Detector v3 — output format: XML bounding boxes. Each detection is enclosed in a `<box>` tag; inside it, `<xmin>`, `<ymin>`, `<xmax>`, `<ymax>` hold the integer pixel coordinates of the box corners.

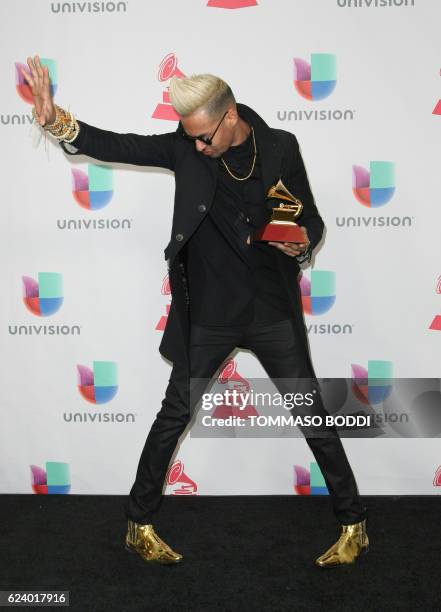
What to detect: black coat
<box><xmin>61</xmin><ymin>103</ymin><xmax>324</xmax><ymax>376</ymax></box>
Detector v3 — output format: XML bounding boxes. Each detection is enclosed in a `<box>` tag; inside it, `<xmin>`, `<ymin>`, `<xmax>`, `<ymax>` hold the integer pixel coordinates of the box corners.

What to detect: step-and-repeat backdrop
<box><xmin>1</xmin><ymin>0</ymin><xmax>440</xmax><ymax>498</ymax></box>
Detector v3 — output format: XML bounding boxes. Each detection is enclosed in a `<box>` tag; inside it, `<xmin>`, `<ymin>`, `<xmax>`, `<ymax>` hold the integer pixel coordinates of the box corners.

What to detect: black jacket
<box><xmin>60</xmin><ymin>102</ymin><xmax>324</xmax><ymax>375</ymax></box>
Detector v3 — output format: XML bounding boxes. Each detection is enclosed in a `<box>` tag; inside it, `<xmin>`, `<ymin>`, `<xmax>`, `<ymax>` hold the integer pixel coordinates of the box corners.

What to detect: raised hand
<box><xmin>20</xmin><ymin>55</ymin><xmax>56</xmax><ymax>126</ymax></box>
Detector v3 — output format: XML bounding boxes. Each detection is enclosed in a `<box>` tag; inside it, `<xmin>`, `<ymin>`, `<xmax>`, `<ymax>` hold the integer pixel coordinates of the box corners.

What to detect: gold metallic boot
<box><xmin>125</xmin><ymin>519</ymin><xmax>183</xmax><ymax>564</ymax></box>
<box><xmin>315</xmin><ymin>518</ymin><xmax>369</xmax><ymax>568</ymax></box>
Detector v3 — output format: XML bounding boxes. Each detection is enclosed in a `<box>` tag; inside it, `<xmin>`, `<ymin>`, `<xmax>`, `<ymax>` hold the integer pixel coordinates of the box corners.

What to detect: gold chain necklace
<box><xmin>221</xmin><ymin>126</ymin><xmax>256</xmax><ymax>181</ymax></box>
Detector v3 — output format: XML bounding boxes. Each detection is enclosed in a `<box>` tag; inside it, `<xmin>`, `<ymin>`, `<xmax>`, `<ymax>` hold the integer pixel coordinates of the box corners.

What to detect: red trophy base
<box><xmin>252</xmin><ymin>223</ymin><xmax>304</xmax><ymax>243</ymax></box>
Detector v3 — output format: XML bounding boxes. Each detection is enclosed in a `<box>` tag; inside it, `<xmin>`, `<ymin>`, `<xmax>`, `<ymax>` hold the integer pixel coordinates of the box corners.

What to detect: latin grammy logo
<box><xmin>429</xmin><ymin>275</ymin><xmax>441</xmax><ymax>331</ymax></box>
<box><xmin>155</xmin><ymin>303</ymin><xmax>170</xmax><ymax>331</ymax></box>
<box><xmin>161</xmin><ymin>274</ymin><xmax>171</xmax><ymax>297</ymax></box>
<box><xmin>152</xmin><ymin>53</ymin><xmax>186</xmax><ymax>121</ymax></box>
<box><xmin>155</xmin><ymin>274</ymin><xmax>171</xmax><ymax>331</ymax></box>
<box><xmin>433</xmin><ymin>68</ymin><xmax>441</xmax><ymax>115</ymax></box>
<box><xmin>166</xmin><ymin>460</ymin><xmax>198</xmax><ymax>495</ymax></box>
<box><xmin>207</xmin><ymin>0</ymin><xmax>258</xmax><ymax>8</ymax></box>
<box><xmin>212</xmin><ymin>358</ymin><xmax>259</xmax><ymax>418</ymax></box>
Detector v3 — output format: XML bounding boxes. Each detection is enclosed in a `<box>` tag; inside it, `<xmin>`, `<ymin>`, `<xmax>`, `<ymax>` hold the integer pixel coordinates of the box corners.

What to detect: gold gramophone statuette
<box><xmin>252</xmin><ymin>178</ymin><xmax>305</xmax><ymax>243</ymax></box>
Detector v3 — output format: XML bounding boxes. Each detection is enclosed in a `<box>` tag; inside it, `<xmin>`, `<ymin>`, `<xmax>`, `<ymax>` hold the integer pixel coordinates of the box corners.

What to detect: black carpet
<box><xmin>0</xmin><ymin>495</ymin><xmax>439</xmax><ymax>612</ymax></box>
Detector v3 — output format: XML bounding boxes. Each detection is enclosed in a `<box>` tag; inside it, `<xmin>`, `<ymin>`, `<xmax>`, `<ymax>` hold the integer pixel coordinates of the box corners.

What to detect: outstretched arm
<box><xmin>58</xmin><ymin>120</ymin><xmax>176</xmax><ymax>170</ymax></box>
<box><xmin>20</xmin><ymin>55</ymin><xmax>176</xmax><ymax>171</ymax></box>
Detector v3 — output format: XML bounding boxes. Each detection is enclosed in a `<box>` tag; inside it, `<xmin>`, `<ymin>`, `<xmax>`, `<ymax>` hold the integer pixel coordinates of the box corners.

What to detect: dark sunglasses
<box><xmin>182</xmin><ymin>110</ymin><xmax>228</xmax><ymax>146</ymax></box>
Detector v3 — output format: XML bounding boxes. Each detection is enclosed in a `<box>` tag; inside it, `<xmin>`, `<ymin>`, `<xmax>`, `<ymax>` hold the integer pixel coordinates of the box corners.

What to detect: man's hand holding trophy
<box><xmin>252</xmin><ymin>178</ymin><xmax>310</xmax><ymax>258</ymax></box>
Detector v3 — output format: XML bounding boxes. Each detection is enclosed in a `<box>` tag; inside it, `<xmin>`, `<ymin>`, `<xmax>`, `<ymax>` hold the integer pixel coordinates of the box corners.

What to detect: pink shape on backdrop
<box><xmin>299</xmin><ymin>275</ymin><xmax>311</xmax><ymax>295</ymax></box>
<box><xmin>352</xmin><ymin>165</ymin><xmax>370</xmax><ymax>189</ymax></box>
<box><xmin>71</xmin><ymin>169</ymin><xmax>89</xmax><ymax>191</ymax></box>
<box><xmin>207</xmin><ymin>0</ymin><xmax>257</xmax><ymax>7</ymax></box>
<box><xmin>432</xmin><ymin>100</ymin><xmax>441</xmax><ymax>115</ymax></box>
<box><xmin>429</xmin><ymin>315</ymin><xmax>441</xmax><ymax>331</ymax></box>
<box><xmin>293</xmin><ymin>58</ymin><xmax>311</xmax><ymax>82</ymax></box>
<box><xmin>22</xmin><ymin>276</ymin><xmax>39</xmax><ymax>298</ymax></box>
<box><xmin>351</xmin><ymin>364</ymin><xmax>368</xmax><ymax>384</ymax></box>
<box><xmin>77</xmin><ymin>364</ymin><xmax>94</xmax><ymax>386</ymax></box>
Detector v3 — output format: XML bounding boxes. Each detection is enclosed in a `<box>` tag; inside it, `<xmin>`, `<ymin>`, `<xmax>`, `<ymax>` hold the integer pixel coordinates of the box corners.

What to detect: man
<box><xmin>22</xmin><ymin>55</ymin><xmax>369</xmax><ymax>568</ymax></box>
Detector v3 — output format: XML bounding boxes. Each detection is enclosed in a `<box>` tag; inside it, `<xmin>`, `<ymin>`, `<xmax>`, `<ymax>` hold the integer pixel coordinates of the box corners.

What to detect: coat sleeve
<box><xmin>59</xmin><ymin>119</ymin><xmax>177</xmax><ymax>170</ymax></box>
<box><xmin>283</xmin><ymin>132</ymin><xmax>324</xmax><ymax>254</ymax></box>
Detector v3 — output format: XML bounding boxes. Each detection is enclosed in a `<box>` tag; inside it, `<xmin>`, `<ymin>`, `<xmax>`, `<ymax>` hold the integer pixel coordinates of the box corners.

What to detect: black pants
<box><xmin>126</xmin><ymin>318</ymin><xmax>367</xmax><ymax>526</ymax></box>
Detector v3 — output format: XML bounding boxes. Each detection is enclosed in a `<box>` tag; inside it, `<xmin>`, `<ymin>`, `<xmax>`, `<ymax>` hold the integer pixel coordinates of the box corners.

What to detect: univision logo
<box><xmin>0</xmin><ymin>113</ymin><xmax>33</xmax><ymax>126</ymax></box>
<box><xmin>306</xmin><ymin>322</ymin><xmax>354</xmax><ymax>335</ymax></box>
<box><xmin>300</xmin><ymin>271</ymin><xmax>355</xmax><ymax>334</ymax></box>
<box><xmin>63</xmin><ymin>361</ymin><xmax>136</xmax><ymax>423</ymax></box>
<box><xmin>353</xmin><ymin>161</ymin><xmax>395</xmax><ymax>208</ymax></box>
<box><xmin>293</xmin><ymin>54</ymin><xmax>336</xmax><ymax>101</ymax></box>
<box><xmin>351</xmin><ymin>360</ymin><xmax>393</xmax><ymax>405</ymax></box>
<box><xmin>50</xmin><ymin>1</ymin><xmax>128</xmax><ymax>13</ymax></box>
<box><xmin>336</xmin><ymin>160</ymin><xmax>413</xmax><ymax>228</ymax></box>
<box><xmin>56</xmin><ymin>164</ymin><xmax>132</xmax><ymax>229</ymax></box>
<box><xmin>8</xmin><ymin>272</ymin><xmax>81</xmax><ymax>336</ymax></box>
<box><xmin>22</xmin><ymin>272</ymin><xmax>63</xmax><ymax>316</ymax></box>
<box><xmin>300</xmin><ymin>271</ymin><xmax>336</xmax><ymax>315</ymax></box>
<box><xmin>77</xmin><ymin>361</ymin><xmax>118</xmax><ymax>404</ymax></box>
<box><xmin>293</xmin><ymin>462</ymin><xmax>328</xmax><ymax>495</ymax></box>
<box><xmin>277</xmin><ymin>53</ymin><xmax>355</xmax><ymax>122</ymax></box>
<box><xmin>336</xmin><ymin>0</ymin><xmax>415</xmax><ymax>7</ymax></box>
<box><xmin>31</xmin><ymin>462</ymin><xmax>70</xmax><ymax>494</ymax></box>
<box><xmin>57</xmin><ymin>218</ymin><xmax>132</xmax><ymax>230</ymax></box>
<box><xmin>72</xmin><ymin>164</ymin><xmax>113</xmax><ymax>210</ymax></box>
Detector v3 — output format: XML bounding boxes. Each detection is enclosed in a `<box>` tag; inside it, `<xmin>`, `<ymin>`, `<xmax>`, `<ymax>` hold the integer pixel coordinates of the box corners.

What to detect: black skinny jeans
<box><xmin>126</xmin><ymin>318</ymin><xmax>368</xmax><ymax>526</ymax></box>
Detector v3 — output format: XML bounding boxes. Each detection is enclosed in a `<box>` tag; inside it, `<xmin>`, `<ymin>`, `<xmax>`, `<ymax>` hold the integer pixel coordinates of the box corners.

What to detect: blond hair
<box><xmin>168</xmin><ymin>73</ymin><xmax>235</xmax><ymax>118</ymax></box>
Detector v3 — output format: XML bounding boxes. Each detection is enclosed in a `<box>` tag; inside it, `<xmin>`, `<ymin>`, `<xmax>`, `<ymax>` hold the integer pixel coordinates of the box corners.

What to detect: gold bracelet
<box><xmin>31</xmin><ymin>104</ymin><xmax>65</xmax><ymax>134</ymax></box>
<box><xmin>63</xmin><ymin>116</ymin><xmax>80</xmax><ymax>143</ymax></box>
<box><xmin>48</xmin><ymin>106</ymin><xmax>74</xmax><ymax>139</ymax></box>
<box><xmin>32</xmin><ymin>104</ymin><xmax>80</xmax><ymax>143</ymax></box>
